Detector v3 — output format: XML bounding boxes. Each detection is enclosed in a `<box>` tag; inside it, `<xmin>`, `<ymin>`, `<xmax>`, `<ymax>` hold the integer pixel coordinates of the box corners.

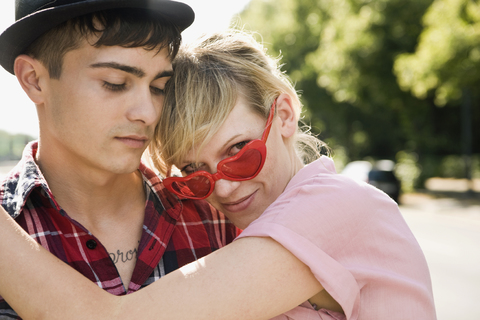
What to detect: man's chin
<box><xmin>106</xmin><ymin>159</ymin><xmax>143</xmax><ymax>175</ymax></box>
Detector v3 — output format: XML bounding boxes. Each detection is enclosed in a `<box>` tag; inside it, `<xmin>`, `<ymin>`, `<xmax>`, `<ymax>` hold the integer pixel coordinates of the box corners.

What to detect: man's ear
<box><xmin>275</xmin><ymin>93</ymin><xmax>298</xmax><ymax>139</ymax></box>
<box><xmin>14</xmin><ymin>54</ymin><xmax>47</xmax><ymax>104</ymax></box>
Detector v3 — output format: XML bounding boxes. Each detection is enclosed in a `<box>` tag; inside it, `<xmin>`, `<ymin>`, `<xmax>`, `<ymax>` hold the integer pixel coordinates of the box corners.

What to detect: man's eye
<box><xmin>150</xmin><ymin>86</ymin><xmax>165</xmax><ymax>96</ymax></box>
<box><xmin>103</xmin><ymin>81</ymin><xmax>126</xmax><ymax>92</ymax></box>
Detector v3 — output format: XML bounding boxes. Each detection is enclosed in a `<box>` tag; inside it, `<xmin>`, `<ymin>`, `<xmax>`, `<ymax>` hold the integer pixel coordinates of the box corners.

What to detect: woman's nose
<box><xmin>213</xmin><ymin>179</ymin><xmax>242</xmax><ymax>198</ymax></box>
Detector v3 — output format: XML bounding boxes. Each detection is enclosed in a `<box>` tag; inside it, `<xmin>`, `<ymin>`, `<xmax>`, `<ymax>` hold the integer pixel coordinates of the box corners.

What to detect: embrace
<box><xmin>0</xmin><ymin>1</ymin><xmax>436</xmax><ymax>319</ymax></box>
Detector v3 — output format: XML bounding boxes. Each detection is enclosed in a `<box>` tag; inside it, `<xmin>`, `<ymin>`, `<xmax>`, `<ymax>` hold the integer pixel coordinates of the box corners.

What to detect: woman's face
<box><xmin>175</xmin><ymin>95</ymin><xmax>297</xmax><ymax>229</ymax></box>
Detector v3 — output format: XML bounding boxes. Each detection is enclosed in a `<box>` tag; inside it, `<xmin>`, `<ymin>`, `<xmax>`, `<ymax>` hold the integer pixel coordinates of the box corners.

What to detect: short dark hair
<box><xmin>25</xmin><ymin>8</ymin><xmax>181</xmax><ymax>79</ymax></box>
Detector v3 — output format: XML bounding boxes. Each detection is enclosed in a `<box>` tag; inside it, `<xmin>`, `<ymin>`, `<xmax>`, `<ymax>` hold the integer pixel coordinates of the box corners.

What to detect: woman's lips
<box><xmin>221</xmin><ymin>190</ymin><xmax>257</xmax><ymax>213</ymax></box>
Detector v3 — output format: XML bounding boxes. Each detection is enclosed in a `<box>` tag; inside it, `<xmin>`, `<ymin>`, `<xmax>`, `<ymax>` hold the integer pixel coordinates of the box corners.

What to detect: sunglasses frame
<box><xmin>164</xmin><ymin>98</ymin><xmax>277</xmax><ymax>200</ymax></box>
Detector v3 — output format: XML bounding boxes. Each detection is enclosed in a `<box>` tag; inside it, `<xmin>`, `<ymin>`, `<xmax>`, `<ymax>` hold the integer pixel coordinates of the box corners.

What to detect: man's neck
<box><xmin>37</xmin><ymin>149</ymin><xmax>147</xmax><ymax>289</ymax></box>
<box><xmin>35</xmin><ymin>143</ymin><xmax>146</xmax><ymax>226</ymax></box>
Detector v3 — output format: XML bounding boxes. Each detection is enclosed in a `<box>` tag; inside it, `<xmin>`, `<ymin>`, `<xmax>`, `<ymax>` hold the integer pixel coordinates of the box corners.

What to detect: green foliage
<box><xmin>395</xmin><ymin>0</ymin><xmax>480</xmax><ymax>106</ymax></box>
<box><xmin>331</xmin><ymin>145</ymin><xmax>350</xmax><ymax>172</ymax></box>
<box><xmin>237</xmin><ymin>0</ymin><xmax>480</xmax><ymax>187</ymax></box>
<box><xmin>440</xmin><ymin>155</ymin><xmax>468</xmax><ymax>178</ymax></box>
<box><xmin>439</xmin><ymin>154</ymin><xmax>480</xmax><ymax>178</ymax></box>
<box><xmin>395</xmin><ymin>150</ymin><xmax>422</xmax><ymax>192</ymax></box>
<box><xmin>239</xmin><ymin>0</ymin><xmax>434</xmax><ymax>157</ymax></box>
<box><xmin>0</xmin><ymin>130</ymin><xmax>34</xmax><ymax>161</ymax></box>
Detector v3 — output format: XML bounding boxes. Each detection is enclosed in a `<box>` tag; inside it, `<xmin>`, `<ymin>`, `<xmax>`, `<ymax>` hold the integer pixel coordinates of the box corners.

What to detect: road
<box><xmin>1</xmin><ymin>162</ymin><xmax>480</xmax><ymax>319</ymax></box>
<box><xmin>400</xmin><ymin>193</ymin><xmax>480</xmax><ymax>320</ymax></box>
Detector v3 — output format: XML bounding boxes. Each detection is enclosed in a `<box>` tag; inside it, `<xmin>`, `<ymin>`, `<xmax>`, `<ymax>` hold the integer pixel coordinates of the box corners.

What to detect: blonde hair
<box><xmin>149</xmin><ymin>30</ymin><xmax>327</xmax><ymax>177</ymax></box>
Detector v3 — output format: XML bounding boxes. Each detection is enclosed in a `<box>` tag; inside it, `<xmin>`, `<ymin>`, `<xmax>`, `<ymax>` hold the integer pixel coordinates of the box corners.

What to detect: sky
<box><xmin>0</xmin><ymin>0</ymin><xmax>251</xmax><ymax>137</ymax></box>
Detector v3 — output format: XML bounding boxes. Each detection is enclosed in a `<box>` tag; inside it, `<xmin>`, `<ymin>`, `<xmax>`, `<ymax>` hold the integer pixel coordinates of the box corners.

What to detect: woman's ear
<box><xmin>275</xmin><ymin>93</ymin><xmax>298</xmax><ymax>139</ymax></box>
<box><xmin>14</xmin><ymin>54</ymin><xmax>46</xmax><ymax>105</ymax></box>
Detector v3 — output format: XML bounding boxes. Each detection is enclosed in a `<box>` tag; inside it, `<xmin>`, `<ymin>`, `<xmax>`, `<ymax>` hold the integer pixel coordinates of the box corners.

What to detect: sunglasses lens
<box><xmin>221</xmin><ymin>148</ymin><xmax>263</xmax><ymax>179</ymax></box>
<box><xmin>170</xmin><ymin>175</ymin><xmax>212</xmax><ymax>198</ymax></box>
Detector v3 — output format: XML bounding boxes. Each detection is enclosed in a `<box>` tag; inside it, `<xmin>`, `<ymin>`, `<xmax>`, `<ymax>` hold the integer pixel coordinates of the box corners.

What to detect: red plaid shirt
<box><xmin>0</xmin><ymin>142</ymin><xmax>237</xmax><ymax>319</ymax></box>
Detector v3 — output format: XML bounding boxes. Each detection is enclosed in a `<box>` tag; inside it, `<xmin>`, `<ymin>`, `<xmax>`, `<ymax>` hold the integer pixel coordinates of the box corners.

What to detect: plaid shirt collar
<box><xmin>1</xmin><ymin>141</ymin><xmax>51</xmax><ymax>218</ymax></box>
<box><xmin>1</xmin><ymin>141</ymin><xmax>182</xmax><ymax>220</ymax></box>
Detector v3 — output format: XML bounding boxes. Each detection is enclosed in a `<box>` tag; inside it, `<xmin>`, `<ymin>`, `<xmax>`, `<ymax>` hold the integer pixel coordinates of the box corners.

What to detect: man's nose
<box><xmin>126</xmin><ymin>88</ymin><xmax>161</xmax><ymax>126</ymax></box>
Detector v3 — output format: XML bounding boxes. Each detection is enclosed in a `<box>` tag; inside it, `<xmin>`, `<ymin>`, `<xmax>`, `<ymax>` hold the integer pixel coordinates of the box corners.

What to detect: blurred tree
<box><xmin>238</xmin><ymin>0</ymin><xmax>435</xmax><ymax>162</ymax></box>
<box><xmin>394</xmin><ymin>0</ymin><xmax>480</xmax><ymax>106</ymax></box>
<box><xmin>394</xmin><ymin>0</ymin><xmax>480</xmax><ymax>185</ymax></box>
<box><xmin>237</xmin><ymin>0</ymin><xmax>480</xmax><ymax>186</ymax></box>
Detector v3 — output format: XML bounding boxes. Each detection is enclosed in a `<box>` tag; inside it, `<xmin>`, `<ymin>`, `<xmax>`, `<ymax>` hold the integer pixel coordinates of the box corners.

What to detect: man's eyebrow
<box><xmin>89</xmin><ymin>62</ymin><xmax>146</xmax><ymax>78</ymax></box>
<box><xmin>154</xmin><ymin>70</ymin><xmax>174</xmax><ymax>80</ymax></box>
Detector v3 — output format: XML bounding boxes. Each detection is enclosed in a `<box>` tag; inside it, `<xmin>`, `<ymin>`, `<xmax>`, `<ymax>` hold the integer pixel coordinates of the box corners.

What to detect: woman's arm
<box><xmin>0</xmin><ymin>207</ymin><xmax>119</xmax><ymax>319</ymax></box>
<box><xmin>0</xmin><ymin>206</ymin><xmax>323</xmax><ymax>320</ymax></box>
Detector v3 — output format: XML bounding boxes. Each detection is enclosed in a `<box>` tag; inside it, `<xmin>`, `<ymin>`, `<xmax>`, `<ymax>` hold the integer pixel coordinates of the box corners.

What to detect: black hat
<box><xmin>0</xmin><ymin>0</ymin><xmax>195</xmax><ymax>74</ymax></box>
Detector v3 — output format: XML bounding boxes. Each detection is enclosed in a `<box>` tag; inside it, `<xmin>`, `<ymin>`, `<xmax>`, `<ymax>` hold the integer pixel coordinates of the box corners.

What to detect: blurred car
<box><xmin>340</xmin><ymin>160</ymin><xmax>401</xmax><ymax>203</ymax></box>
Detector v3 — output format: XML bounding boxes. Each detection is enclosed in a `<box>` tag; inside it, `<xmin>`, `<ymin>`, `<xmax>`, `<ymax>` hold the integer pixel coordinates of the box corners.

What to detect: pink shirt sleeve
<box><xmin>271</xmin><ymin>302</ymin><xmax>346</xmax><ymax>320</ymax></box>
<box><xmin>237</xmin><ymin>157</ymin><xmax>436</xmax><ymax>320</ymax></box>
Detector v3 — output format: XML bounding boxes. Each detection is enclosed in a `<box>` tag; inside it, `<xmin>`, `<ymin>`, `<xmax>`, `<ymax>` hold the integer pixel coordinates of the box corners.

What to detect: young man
<box><xmin>0</xmin><ymin>1</ymin><xmax>236</xmax><ymax>318</ymax></box>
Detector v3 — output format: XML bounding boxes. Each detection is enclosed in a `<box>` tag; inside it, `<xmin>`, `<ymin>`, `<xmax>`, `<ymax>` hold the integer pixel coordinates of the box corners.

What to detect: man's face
<box><xmin>38</xmin><ymin>40</ymin><xmax>172</xmax><ymax>175</ymax></box>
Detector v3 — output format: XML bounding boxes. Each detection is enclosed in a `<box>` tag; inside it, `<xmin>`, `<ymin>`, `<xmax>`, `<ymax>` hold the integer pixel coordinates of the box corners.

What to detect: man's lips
<box><xmin>115</xmin><ymin>135</ymin><xmax>148</xmax><ymax>148</ymax></box>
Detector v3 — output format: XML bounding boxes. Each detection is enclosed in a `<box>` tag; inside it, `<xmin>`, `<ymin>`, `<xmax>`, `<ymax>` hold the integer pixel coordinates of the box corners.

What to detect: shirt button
<box><xmin>86</xmin><ymin>239</ymin><xmax>97</xmax><ymax>250</ymax></box>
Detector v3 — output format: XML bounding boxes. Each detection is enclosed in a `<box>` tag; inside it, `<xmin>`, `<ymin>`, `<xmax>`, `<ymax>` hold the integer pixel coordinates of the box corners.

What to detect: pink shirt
<box><xmin>237</xmin><ymin>156</ymin><xmax>436</xmax><ymax>320</ymax></box>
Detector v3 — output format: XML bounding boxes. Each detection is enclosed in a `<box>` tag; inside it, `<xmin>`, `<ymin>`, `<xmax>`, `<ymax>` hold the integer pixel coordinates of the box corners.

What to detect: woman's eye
<box><xmin>103</xmin><ymin>81</ymin><xmax>126</xmax><ymax>92</ymax></box>
<box><xmin>181</xmin><ymin>163</ymin><xmax>205</xmax><ymax>176</ymax></box>
<box><xmin>181</xmin><ymin>166</ymin><xmax>195</xmax><ymax>176</ymax></box>
<box><xmin>150</xmin><ymin>86</ymin><xmax>165</xmax><ymax>96</ymax></box>
<box><xmin>229</xmin><ymin>141</ymin><xmax>249</xmax><ymax>157</ymax></box>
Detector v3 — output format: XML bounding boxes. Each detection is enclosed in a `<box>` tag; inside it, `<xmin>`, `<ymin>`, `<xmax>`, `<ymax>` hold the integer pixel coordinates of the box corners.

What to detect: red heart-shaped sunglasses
<box><xmin>163</xmin><ymin>98</ymin><xmax>277</xmax><ymax>200</ymax></box>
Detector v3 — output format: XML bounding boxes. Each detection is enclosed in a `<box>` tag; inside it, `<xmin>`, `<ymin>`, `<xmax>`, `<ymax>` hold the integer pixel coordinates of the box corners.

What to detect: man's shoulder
<box><xmin>178</xmin><ymin>198</ymin><xmax>238</xmax><ymax>247</ymax></box>
<box><xmin>181</xmin><ymin>197</ymin><xmax>224</xmax><ymax>221</ymax></box>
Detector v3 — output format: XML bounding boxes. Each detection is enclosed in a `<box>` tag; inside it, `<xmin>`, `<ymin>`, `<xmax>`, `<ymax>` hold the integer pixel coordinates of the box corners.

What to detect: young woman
<box><xmin>0</xmin><ymin>31</ymin><xmax>436</xmax><ymax>319</ymax></box>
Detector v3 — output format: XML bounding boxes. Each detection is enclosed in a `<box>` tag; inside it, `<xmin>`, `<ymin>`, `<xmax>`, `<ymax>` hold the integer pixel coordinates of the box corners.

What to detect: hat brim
<box><xmin>0</xmin><ymin>0</ymin><xmax>194</xmax><ymax>74</ymax></box>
